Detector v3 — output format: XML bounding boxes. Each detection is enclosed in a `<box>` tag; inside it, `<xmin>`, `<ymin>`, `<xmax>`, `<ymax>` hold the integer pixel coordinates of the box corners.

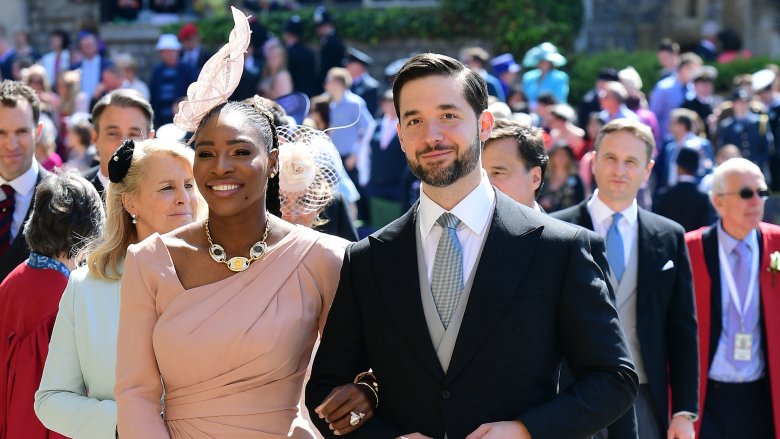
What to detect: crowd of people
<box><xmin>0</xmin><ymin>4</ymin><xmax>778</xmax><ymax>439</ymax></box>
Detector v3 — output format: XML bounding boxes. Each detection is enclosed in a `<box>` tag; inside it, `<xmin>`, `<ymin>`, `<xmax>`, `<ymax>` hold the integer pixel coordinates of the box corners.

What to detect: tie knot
<box><xmin>1</xmin><ymin>185</ymin><xmax>14</xmax><ymax>200</ymax></box>
<box><xmin>610</xmin><ymin>212</ymin><xmax>623</xmax><ymax>227</ymax></box>
<box><xmin>734</xmin><ymin>240</ymin><xmax>751</xmax><ymax>258</ymax></box>
<box><xmin>436</xmin><ymin>212</ymin><xmax>461</xmax><ymax>230</ymax></box>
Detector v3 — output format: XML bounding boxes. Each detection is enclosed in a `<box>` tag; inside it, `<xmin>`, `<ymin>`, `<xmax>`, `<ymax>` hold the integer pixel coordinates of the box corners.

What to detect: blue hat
<box><xmin>522</xmin><ymin>42</ymin><xmax>567</xmax><ymax>68</ymax></box>
<box><xmin>490</xmin><ymin>53</ymin><xmax>520</xmax><ymax>75</ymax></box>
<box><xmin>275</xmin><ymin>92</ymin><xmax>310</xmax><ymax>126</ymax></box>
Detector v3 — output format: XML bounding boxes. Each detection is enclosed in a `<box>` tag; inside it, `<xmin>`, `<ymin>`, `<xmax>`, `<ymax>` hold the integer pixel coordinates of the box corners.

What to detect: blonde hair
<box><xmin>85</xmin><ymin>139</ymin><xmax>201</xmax><ymax>280</ymax></box>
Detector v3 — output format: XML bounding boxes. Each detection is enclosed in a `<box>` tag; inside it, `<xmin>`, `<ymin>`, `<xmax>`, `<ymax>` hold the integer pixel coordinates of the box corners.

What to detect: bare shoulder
<box><xmin>160</xmin><ymin>221</ymin><xmax>207</xmax><ymax>253</ymax></box>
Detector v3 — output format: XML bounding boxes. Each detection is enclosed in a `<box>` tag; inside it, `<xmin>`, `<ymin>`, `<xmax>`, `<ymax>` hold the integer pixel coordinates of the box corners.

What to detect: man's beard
<box><xmin>407</xmin><ymin>134</ymin><xmax>481</xmax><ymax>188</ymax></box>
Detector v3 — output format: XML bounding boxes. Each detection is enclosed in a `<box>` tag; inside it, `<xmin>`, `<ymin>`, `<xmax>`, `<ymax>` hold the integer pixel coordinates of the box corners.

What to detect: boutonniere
<box><xmin>769</xmin><ymin>251</ymin><xmax>780</xmax><ymax>286</ymax></box>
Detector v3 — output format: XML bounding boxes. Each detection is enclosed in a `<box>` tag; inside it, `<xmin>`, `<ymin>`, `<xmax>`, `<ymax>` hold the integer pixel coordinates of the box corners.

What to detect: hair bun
<box><xmin>108</xmin><ymin>139</ymin><xmax>135</xmax><ymax>184</ymax></box>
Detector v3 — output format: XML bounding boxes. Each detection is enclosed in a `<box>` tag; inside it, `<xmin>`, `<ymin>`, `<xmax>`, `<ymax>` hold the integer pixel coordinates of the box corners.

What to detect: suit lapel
<box><xmin>370</xmin><ymin>204</ymin><xmax>444</xmax><ymax>380</ymax></box>
<box><xmin>445</xmin><ymin>193</ymin><xmax>542</xmax><ymax>385</ymax></box>
<box><xmin>577</xmin><ymin>201</ymin><xmax>595</xmax><ymax>230</ymax></box>
<box><xmin>636</xmin><ymin>210</ymin><xmax>664</xmax><ymax>319</ymax></box>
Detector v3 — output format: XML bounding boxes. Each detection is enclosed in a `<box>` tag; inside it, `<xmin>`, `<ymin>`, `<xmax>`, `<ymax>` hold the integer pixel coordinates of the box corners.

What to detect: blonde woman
<box><xmin>34</xmin><ymin>139</ymin><xmax>202</xmax><ymax>438</ymax></box>
<box><xmin>259</xmin><ymin>38</ymin><xmax>293</xmax><ymax>100</ymax></box>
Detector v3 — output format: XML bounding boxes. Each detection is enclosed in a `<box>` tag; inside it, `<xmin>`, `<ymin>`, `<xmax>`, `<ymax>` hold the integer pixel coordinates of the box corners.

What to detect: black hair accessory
<box><xmin>108</xmin><ymin>139</ymin><xmax>135</xmax><ymax>183</ymax></box>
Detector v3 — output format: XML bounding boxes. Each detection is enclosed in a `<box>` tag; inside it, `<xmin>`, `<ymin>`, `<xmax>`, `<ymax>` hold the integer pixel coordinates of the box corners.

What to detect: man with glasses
<box><xmin>685</xmin><ymin>158</ymin><xmax>779</xmax><ymax>439</ymax></box>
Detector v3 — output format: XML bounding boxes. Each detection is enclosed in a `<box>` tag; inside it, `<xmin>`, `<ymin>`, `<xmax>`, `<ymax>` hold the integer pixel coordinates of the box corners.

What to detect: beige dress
<box><xmin>114</xmin><ymin>227</ymin><xmax>347</xmax><ymax>438</ymax></box>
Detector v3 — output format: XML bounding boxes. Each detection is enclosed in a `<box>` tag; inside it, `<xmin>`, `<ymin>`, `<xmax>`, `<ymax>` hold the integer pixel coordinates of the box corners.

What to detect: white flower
<box><xmin>770</xmin><ymin>251</ymin><xmax>780</xmax><ymax>272</ymax></box>
<box><xmin>279</xmin><ymin>141</ymin><xmax>316</xmax><ymax>194</ymax></box>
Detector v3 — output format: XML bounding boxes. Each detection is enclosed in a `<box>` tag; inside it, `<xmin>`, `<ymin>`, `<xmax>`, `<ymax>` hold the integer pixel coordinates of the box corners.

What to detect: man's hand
<box><xmin>465</xmin><ymin>421</ymin><xmax>532</xmax><ymax>439</ymax></box>
<box><xmin>396</xmin><ymin>434</ymin><xmax>433</xmax><ymax>439</ymax></box>
<box><xmin>344</xmin><ymin>154</ymin><xmax>358</xmax><ymax>171</ymax></box>
<box><xmin>667</xmin><ymin>415</ymin><xmax>695</xmax><ymax>439</ymax></box>
<box><xmin>314</xmin><ymin>384</ymin><xmax>375</xmax><ymax>436</ymax></box>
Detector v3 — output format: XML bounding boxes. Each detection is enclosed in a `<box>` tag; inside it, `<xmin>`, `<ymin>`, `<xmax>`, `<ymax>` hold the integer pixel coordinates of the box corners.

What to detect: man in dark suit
<box><xmin>553</xmin><ymin>118</ymin><xmax>699</xmax><ymax>439</ymax></box>
<box><xmin>655</xmin><ymin>147</ymin><xmax>716</xmax><ymax>232</ymax></box>
<box><xmin>82</xmin><ymin>89</ymin><xmax>154</xmax><ymax>198</ymax></box>
<box><xmin>681</xmin><ymin>66</ymin><xmax>718</xmax><ymax>139</ymax></box>
<box><xmin>306</xmin><ymin>53</ymin><xmax>637</xmax><ymax>439</ymax></box>
<box><xmin>283</xmin><ymin>16</ymin><xmax>317</xmax><ymax>97</ymax></box>
<box><xmin>69</xmin><ymin>33</ymin><xmax>113</xmax><ymax>100</ymax></box>
<box><xmin>0</xmin><ymin>80</ymin><xmax>50</xmax><ymax>281</ymax></box>
<box><xmin>685</xmin><ymin>158</ymin><xmax>779</xmax><ymax>439</ymax></box>
<box><xmin>178</xmin><ymin>23</ymin><xmax>211</xmax><ymax>74</ymax></box>
<box><xmin>314</xmin><ymin>6</ymin><xmax>345</xmax><ymax>94</ymax></box>
<box><xmin>346</xmin><ymin>48</ymin><xmax>380</xmax><ymax>117</ymax></box>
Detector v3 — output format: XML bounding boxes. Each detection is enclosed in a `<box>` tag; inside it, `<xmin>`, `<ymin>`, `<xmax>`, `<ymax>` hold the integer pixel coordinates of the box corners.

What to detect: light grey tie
<box><xmin>431</xmin><ymin>212</ymin><xmax>463</xmax><ymax>329</ymax></box>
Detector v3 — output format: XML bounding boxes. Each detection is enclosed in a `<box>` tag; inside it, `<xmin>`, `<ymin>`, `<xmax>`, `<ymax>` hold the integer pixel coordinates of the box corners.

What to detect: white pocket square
<box><xmin>662</xmin><ymin>260</ymin><xmax>674</xmax><ymax>271</ymax></box>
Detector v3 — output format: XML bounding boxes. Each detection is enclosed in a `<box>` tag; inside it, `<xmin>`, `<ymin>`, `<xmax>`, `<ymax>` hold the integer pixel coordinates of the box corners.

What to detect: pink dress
<box><xmin>115</xmin><ymin>227</ymin><xmax>347</xmax><ymax>438</ymax></box>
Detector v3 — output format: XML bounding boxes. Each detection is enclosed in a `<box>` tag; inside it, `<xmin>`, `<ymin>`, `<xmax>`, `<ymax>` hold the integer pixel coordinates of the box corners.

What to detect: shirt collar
<box><xmin>26</xmin><ymin>252</ymin><xmax>70</xmax><ymax>277</ymax></box>
<box><xmin>0</xmin><ymin>160</ymin><xmax>39</xmax><ymax>196</ymax></box>
<box><xmin>717</xmin><ymin>221</ymin><xmax>758</xmax><ymax>255</ymax></box>
<box><xmin>418</xmin><ymin>170</ymin><xmax>495</xmax><ymax>239</ymax></box>
<box><xmin>588</xmin><ymin>189</ymin><xmax>638</xmax><ymax>228</ymax></box>
<box><xmin>97</xmin><ymin>169</ymin><xmax>109</xmax><ymax>190</ymax></box>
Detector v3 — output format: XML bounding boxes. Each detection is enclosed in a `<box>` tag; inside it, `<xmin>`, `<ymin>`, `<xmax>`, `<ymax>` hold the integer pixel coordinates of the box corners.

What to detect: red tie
<box><xmin>0</xmin><ymin>185</ymin><xmax>16</xmax><ymax>256</ymax></box>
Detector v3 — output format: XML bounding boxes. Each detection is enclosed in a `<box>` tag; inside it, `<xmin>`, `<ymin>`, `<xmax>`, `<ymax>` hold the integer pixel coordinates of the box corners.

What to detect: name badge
<box><xmin>734</xmin><ymin>332</ymin><xmax>753</xmax><ymax>361</ymax></box>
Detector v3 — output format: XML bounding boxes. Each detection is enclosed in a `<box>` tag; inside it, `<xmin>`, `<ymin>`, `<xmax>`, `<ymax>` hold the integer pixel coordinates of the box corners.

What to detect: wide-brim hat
<box><xmin>156</xmin><ymin>34</ymin><xmax>182</xmax><ymax>51</ymax></box>
<box><xmin>523</xmin><ymin>42</ymin><xmax>566</xmax><ymax>68</ymax></box>
<box><xmin>276</xmin><ymin>92</ymin><xmax>310</xmax><ymax>126</ymax></box>
<box><xmin>549</xmin><ymin>104</ymin><xmax>576</xmax><ymax>123</ymax></box>
<box><xmin>491</xmin><ymin>53</ymin><xmax>521</xmax><ymax>75</ymax></box>
<box><xmin>691</xmin><ymin>65</ymin><xmax>718</xmax><ymax>83</ymax></box>
<box><xmin>752</xmin><ymin>68</ymin><xmax>776</xmax><ymax>92</ymax></box>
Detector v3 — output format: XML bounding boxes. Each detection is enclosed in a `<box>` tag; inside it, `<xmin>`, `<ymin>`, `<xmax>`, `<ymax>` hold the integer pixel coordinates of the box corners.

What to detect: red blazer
<box><xmin>685</xmin><ymin>222</ymin><xmax>780</xmax><ymax>437</ymax></box>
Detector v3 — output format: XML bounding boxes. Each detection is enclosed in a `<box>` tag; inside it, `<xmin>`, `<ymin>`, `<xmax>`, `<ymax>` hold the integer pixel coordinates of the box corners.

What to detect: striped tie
<box><xmin>0</xmin><ymin>185</ymin><xmax>15</xmax><ymax>256</ymax></box>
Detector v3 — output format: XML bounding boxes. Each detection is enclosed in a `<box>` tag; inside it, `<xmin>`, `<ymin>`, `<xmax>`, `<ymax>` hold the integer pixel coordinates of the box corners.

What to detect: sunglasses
<box><xmin>717</xmin><ymin>187</ymin><xmax>771</xmax><ymax>200</ymax></box>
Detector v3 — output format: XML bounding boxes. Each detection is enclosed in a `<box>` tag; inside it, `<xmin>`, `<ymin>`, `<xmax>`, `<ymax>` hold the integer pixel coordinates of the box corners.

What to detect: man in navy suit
<box><xmin>553</xmin><ymin>118</ymin><xmax>699</xmax><ymax>439</ymax></box>
<box><xmin>0</xmin><ymin>81</ymin><xmax>50</xmax><ymax>281</ymax></box>
<box><xmin>307</xmin><ymin>53</ymin><xmax>637</xmax><ymax>439</ymax></box>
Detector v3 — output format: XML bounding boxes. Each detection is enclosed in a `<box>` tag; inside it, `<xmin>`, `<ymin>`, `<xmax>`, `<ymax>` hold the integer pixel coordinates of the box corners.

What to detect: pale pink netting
<box><xmin>173</xmin><ymin>6</ymin><xmax>251</xmax><ymax>132</ymax></box>
<box><xmin>276</xmin><ymin>125</ymin><xmax>342</xmax><ymax>219</ymax></box>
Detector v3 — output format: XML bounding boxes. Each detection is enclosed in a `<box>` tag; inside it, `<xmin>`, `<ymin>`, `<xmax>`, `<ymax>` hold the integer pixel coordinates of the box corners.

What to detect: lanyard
<box><xmin>718</xmin><ymin>238</ymin><xmax>759</xmax><ymax>331</ymax></box>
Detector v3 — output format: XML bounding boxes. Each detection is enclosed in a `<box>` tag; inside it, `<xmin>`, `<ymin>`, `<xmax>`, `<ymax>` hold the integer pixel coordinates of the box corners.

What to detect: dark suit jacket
<box><xmin>0</xmin><ymin>168</ymin><xmax>50</xmax><ymax>281</ymax></box>
<box><xmin>351</xmin><ymin>73</ymin><xmax>379</xmax><ymax>117</ymax></box>
<box><xmin>307</xmin><ymin>191</ymin><xmax>638</xmax><ymax>439</ymax></box>
<box><xmin>553</xmin><ymin>200</ymin><xmax>700</xmax><ymax>430</ymax></box>
<box><xmin>654</xmin><ymin>181</ymin><xmax>716</xmax><ymax>232</ymax></box>
<box><xmin>318</xmin><ymin>33</ymin><xmax>345</xmax><ymax>89</ymax></box>
<box><xmin>82</xmin><ymin>165</ymin><xmax>105</xmax><ymax>200</ymax></box>
<box><xmin>287</xmin><ymin>41</ymin><xmax>317</xmax><ymax>97</ymax></box>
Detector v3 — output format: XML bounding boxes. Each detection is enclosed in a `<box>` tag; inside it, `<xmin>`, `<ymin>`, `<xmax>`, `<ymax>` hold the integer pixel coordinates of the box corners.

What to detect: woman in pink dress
<box><xmin>115</xmin><ymin>98</ymin><xmax>375</xmax><ymax>438</ymax></box>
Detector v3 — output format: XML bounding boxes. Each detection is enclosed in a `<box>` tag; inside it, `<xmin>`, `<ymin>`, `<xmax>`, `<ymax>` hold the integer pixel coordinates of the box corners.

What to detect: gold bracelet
<box><xmin>356</xmin><ymin>381</ymin><xmax>379</xmax><ymax>408</ymax></box>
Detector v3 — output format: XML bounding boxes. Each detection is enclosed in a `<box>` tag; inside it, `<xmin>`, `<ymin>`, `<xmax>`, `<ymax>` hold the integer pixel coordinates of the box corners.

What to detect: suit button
<box><xmin>441</xmin><ymin>390</ymin><xmax>451</xmax><ymax>399</ymax></box>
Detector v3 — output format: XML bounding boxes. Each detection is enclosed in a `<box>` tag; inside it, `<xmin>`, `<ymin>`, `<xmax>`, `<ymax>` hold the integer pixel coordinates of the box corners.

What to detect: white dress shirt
<box><xmin>97</xmin><ymin>169</ymin><xmax>109</xmax><ymax>190</ymax></box>
<box><xmin>0</xmin><ymin>161</ymin><xmax>39</xmax><ymax>240</ymax></box>
<box><xmin>587</xmin><ymin>189</ymin><xmax>638</xmax><ymax>268</ymax></box>
<box><xmin>418</xmin><ymin>171</ymin><xmax>495</xmax><ymax>286</ymax></box>
<box><xmin>80</xmin><ymin>55</ymin><xmax>102</xmax><ymax>99</ymax></box>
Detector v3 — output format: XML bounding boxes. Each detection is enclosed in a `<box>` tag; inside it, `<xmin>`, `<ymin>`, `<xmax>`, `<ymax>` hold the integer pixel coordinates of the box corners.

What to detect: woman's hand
<box><xmin>314</xmin><ymin>383</ymin><xmax>375</xmax><ymax>435</ymax></box>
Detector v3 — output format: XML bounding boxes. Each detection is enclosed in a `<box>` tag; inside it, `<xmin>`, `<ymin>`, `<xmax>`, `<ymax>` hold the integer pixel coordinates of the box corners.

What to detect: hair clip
<box><xmin>108</xmin><ymin>139</ymin><xmax>135</xmax><ymax>183</ymax></box>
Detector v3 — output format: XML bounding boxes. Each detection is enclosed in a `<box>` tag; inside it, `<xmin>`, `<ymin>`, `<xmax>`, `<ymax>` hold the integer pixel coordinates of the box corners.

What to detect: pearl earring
<box><xmin>131</xmin><ymin>213</ymin><xmax>137</xmax><ymax>224</ymax></box>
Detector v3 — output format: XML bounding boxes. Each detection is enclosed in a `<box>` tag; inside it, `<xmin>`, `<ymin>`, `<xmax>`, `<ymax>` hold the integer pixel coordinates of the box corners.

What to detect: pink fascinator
<box><xmin>174</xmin><ymin>6</ymin><xmax>251</xmax><ymax>132</ymax></box>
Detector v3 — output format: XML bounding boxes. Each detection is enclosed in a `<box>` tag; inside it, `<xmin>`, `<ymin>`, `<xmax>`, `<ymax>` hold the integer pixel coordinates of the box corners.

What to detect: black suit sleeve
<box><xmin>519</xmin><ymin>229</ymin><xmax>638</xmax><ymax>438</ymax></box>
<box><xmin>665</xmin><ymin>226</ymin><xmax>700</xmax><ymax>415</ymax></box>
<box><xmin>305</xmin><ymin>244</ymin><xmax>403</xmax><ymax>439</ymax></box>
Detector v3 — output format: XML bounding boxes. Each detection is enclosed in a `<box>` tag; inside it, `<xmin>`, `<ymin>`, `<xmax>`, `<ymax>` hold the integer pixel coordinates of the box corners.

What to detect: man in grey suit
<box><xmin>306</xmin><ymin>53</ymin><xmax>637</xmax><ymax>439</ymax></box>
<box><xmin>554</xmin><ymin>118</ymin><xmax>699</xmax><ymax>439</ymax></box>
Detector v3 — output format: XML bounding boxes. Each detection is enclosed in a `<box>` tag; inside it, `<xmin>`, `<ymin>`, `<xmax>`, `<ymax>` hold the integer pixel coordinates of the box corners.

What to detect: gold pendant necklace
<box><xmin>205</xmin><ymin>218</ymin><xmax>270</xmax><ymax>272</ymax></box>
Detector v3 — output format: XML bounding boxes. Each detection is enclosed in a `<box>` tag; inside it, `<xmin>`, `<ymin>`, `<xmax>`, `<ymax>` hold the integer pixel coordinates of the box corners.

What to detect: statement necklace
<box><xmin>205</xmin><ymin>219</ymin><xmax>270</xmax><ymax>272</ymax></box>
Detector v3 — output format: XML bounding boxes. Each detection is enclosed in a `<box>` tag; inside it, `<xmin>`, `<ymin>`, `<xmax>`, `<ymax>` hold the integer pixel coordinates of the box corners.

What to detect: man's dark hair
<box><xmin>657</xmin><ymin>38</ymin><xmax>680</xmax><ymax>55</ymax></box>
<box><xmin>536</xmin><ymin>92</ymin><xmax>557</xmax><ymax>106</ymax></box>
<box><xmin>91</xmin><ymin>89</ymin><xmax>154</xmax><ymax>132</ymax></box>
<box><xmin>23</xmin><ymin>170</ymin><xmax>104</xmax><ymax>259</ymax></box>
<box><xmin>671</xmin><ymin>108</ymin><xmax>695</xmax><ymax>132</ymax></box>
<box><xmin>0</xmin><ymin>80</ymin><xmax>40</xmax><ymax>125</ymax></box>
<box><xmin>485</xmin><ymin>118</ymin><xmax>548</xmax><ymax>197</ymax></box>
<box><xmin>51</xmin><ymin>30</ymin><xmax>71</xmax><ymax>51</ymax></box>
<box><xmin>392</xmin><ymin>53</ymin><xmax>487</xmax><ymax>120</ymax></box>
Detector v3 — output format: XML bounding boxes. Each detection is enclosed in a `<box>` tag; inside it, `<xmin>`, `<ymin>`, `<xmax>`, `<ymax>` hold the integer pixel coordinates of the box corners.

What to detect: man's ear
<box><xmin>479</xmin><ymin>110</ymin><xmax>495</xmax><ymax>142</ymax></box>
<box><xmin>35</xmin><ymin>122</ymin><xmax>43</xmax><ymax>141</ymax></box>
<box><xmin>148</xmin><ymin>129</ymin><xmax>156</xmax><ymax>139</ymax></box>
